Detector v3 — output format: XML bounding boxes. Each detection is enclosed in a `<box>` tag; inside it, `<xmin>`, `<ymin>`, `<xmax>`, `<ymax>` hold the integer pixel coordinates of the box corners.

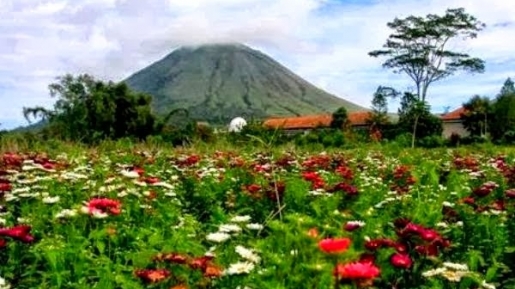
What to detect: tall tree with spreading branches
<box><xmin>368</xmin><ymin>8</ymin><xmax>486</xmax><ymax>102</ymax></box>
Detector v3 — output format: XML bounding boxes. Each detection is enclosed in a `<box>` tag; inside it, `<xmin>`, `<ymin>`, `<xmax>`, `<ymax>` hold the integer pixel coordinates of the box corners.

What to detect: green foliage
<box><xmin>369</xmin><ymin>8</ymin><xmax>485</xmax><ymax>102</ymax></box>
<box><xmin>461</xmin><ymin>95</ymin><xmax>492</xmax><ymax>137</ymax></box>
<box><xmin>330</xmin><ymin>107</ymin><xmax>348</xmax><ymax>129</ymax></box>
<box><xmin>293</xmin><ymin>129</ymin><xmax>346</xmax><ymax>148</ymax></box>
<box><xmin>417</xmin><ymin>135</ymin><xmax>445</xmax><ymax>148</ymax></box>
<box><xmin>490</xmin><ymin>78</ymin><xmax>515</xmax><ymax>142</ymax></box>
<box><xmin>397</xmin><ymin>92</ymin><xmax>443</xmax><ymax>147</ymax></box>
<box><xmin>367</xmin><ymin>86</ymin><xmax>396</xmax><ymax>128</ymax></box>
<box><xmin>23</xmin><ymin>74</ymin><xmax>157</xmax><ymax>144</ymax></box>
<box><xmin>499</xmin><ymin>77</ymin><xmax>515</xmax><ymax>96</ymax></box>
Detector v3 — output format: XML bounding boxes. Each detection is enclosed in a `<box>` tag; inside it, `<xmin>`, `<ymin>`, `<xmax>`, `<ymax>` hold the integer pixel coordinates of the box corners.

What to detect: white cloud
<box><xmin>0</xmin><ymin>0</ymin><xmax>514</xmax><ymax>129</ymax></box>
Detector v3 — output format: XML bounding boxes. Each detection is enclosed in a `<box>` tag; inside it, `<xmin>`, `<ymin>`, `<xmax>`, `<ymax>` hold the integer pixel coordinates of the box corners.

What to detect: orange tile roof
<box><xmin>441</xmin><ymin>107</ymin><xmax>467</xmax><ymax>121</ymax></box>
<box><xmin>263</xmin><ymin>111</ymin><xmax>372</xmax><ymax>130</ymax></box>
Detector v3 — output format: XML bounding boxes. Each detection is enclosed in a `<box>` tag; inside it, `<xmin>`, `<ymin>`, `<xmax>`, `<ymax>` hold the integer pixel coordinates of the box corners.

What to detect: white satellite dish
<box><xmin>228</xmin><ymin>117</ymin><xmax>247</xmax><ymax>132</ymax></box>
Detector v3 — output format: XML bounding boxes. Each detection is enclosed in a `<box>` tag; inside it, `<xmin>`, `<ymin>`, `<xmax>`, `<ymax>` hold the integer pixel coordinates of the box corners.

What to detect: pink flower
<box><xmin>0</xmin><ymin>225</ymin><xmax>35</xmax><ymax>243</ymax></box>
<box><xmin>334</xmin><ymin>261</ymin><xmax>381</xmax><ymax>280</ymax></box>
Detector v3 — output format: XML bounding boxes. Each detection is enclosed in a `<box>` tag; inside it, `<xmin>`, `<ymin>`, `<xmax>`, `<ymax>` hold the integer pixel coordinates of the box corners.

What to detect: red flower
<box><xmin>419</xmin><ymin>229</ymin><xmax>440</xmax><ymax>242</ymax></box>
<box><xmin>344</xmin><ymin>221</ymin><xmax>364</xmax><ymax>232</ymax></box>
<box><xmin>318</xmin><ymin>237</ymin><xmax>351</xmax><ymax>254</ymax></box>
<box><xmin>189</xmin><ymin>256</ymin><xmax>214</xmax><ymax>270</ymax></box>
<box><xmin>130</xmin><ymin>166</ymin><xmax>145</xmax><ymax>175</ymax></box>
<box><xmin>302</xmin><ymin>171</ymin><xmax>320</xmax><ymax>182</ymax></box>
<box><xmin>334</xmin><ymin>261</ymin><xmax>381</xmax><ymax>280</ymax></box>
<box><xmin>0</xmin><ymin>238</ymin><xmax>7</xmax><ymax>248</ymax></box>
<box><xmin>134</xmin><ymin>269</ymin><xmax>170</xmax><ymax>283</ymax></box>
<box><xmin>393</xmin><ymin>242</ymin><xmax>407</xmax><ymax>253</ymax></box>
<box><xmin>336</xmin><ymin>166</ymin><xmax>354</xmax><ymax>180</ymax></box>
<box><xmin>245</xmin><ymin>184</ymin><xmax>261</xmax><ymax>194</ymax></box>
<box><xmin>473</xmin><ymin>181</ymin><xmax>498</xmax><ymax>197</ymax></box>
<box><xmin>359</xmin><ymin>253</ymin><xmax>376</xmax><ymax>264</ymax></box>
<box><xmin>505</xmin><ymin>189</ymin><xmax>515</xmax><ymax>199</ymax></box>
<box><xmin>364</xmin><ymin>238</ymin><xmax>394</xmax><ymax>251</ymax></box>
<box><xmin>328</xmin><ymin>183</ymin><xmax>359</xmax><ymax>196</ymax></box>
<box><xmin>307</xmin><ymin>227</ymin><xmax>319</xmax><ymax>238</ymax></box>
<box><xmin>2</xmin><ymin>152</ymin><xmax>23</xmax><ymax>167</ymax></box>
<box><xmin>415</xmin><ymin>244</ymin><xmax>439</xmax><ymax>256</ymax></box>
<box><xmin>0</xmin><ymin>182</ymin><xmax>11</xmax><ymax>192</ymax></box>
<box><xmin>0</xmin><ymin>225</ymin><xmax>35</xmax><ymax>243</ymax></box>
<box><xmin>203</xmin><ymin>264</ymin><xmax>223</xmax><ymax>278</ymax></box>
<box><xmin>85</xmin><ymin>198</ymin><xmax>121</xmax><ymax>216</ymax></box>
<box><xmin>153</xmin><ymin>252</ymin><xmax>188</xmax><ymax>264</ymax></box>
<box><xmin>144</xmin><ymin>177</ymin><xmax>160</xmax><ymax>184</ymax></box>
<box><xmin>390</xmin><ymin>253</ymin><xmax>412</xmax><ymax>269</ymax></box>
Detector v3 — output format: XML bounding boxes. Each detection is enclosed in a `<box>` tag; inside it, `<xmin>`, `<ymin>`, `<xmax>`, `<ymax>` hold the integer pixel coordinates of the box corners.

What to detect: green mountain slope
<box><xmin>124</xmin><ymin>43</ymin><xmax>366</xmax><ymax>123</ymax></box>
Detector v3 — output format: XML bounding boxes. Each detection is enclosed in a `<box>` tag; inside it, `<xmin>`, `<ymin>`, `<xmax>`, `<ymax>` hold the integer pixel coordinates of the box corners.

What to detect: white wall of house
<box><xmin>442</xmin><ymin>121</ymin><xmax>469</xmax><ymax>138</ymax></box>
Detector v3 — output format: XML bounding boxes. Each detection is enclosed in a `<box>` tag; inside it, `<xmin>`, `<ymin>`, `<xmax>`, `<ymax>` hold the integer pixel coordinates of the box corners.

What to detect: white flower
<box><xmin>224</xmin><ymin>261</ymin><xmax>255</xmax><ymax>275</ymax></box>
<box><xmin>346</xmin><ymin>220</ymin><xmax>366</xmax><ymax>228</ymax></box>
<box><xmin>153</xmin><ymin>182</ymin><xmax>174</xmax><ymax>189</ymax></box>
<box><xmin>443</xmin><ymin>262</ymin><xmax>469</xmax><ymax>271</ymax></box>
<box><xmin>91</xmin><ymin>211</ymin><xmax>109</xmax><ymax>219</ymax></box>
<box><xmin>436</xmin><ymin>222</ymin><xmax>448</xmax><ymax>228</ymax></box>
<box><xmin>0</xmin><ymin>276</ymin><xmax>11</xmax><ymax>289</ymax></box>
<box><xmin>422</xmin><ymin>268</ymin><xmax>446</xmax><ymax>277</ymax></box>
<box><xmin>55</xmin><ymin>209</ymin><xmax>77</xmax><ymax>219</ymax></box>
<box><xmin>120</xmin><ymin>170</ymin><xmax>140</xmax><ymax>178</ymax></box>
<box><xmin>246</xmin><ymin>223</ymin><xmax>263</xmax><ymax>230</ymax></box>
<box><xmin>442</xmin><ymin>201</ymin><xmax>454</xmax><ymax>207</ymax></box>
<box><xmin>481</xmin><ymin>280</ymin><xmax>496</xmax><ymax>289</ymax></box>
<box><xmin>17</xmin><ymin>217</ymin><xmax>29</xmax><ymax>223</ymax></box>
<box><xmin>218</xmin><ymin>224</ymin><xmax>242</xmax><ymax>233</ymax></box>
<box><xmin>230</xmin><ymin>215</ymin><xmax>252</xmax><ymax>223</ymax></box>
<box><xmin>235</xmin><ymin>245</ymin><xmax>260</xmax><ymax>263</ymax></box>
<box><xmin>42</xmin><ymin>196</ymin><xmax>60</xmax><ymax>204</ymax></box>
<box><xmin>206</xmin><ymin>232</ymin><xmax>231</xmax><ymax>243</ymax></box>
<box><xmin>80</xmin><ymin>207</ymin><xmax>108</xmax><ymax>219</ymax></box>
<box><xmin>441</xmin><ymin>270</ymin><xmax>469</xmax><ymax>282</ymax></box>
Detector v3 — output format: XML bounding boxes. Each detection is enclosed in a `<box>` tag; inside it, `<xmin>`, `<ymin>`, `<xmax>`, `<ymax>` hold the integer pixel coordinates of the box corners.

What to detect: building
<box><xmin>263</xmin><ymin>107</ymin><xmax>470</xmax><ymax>139</ymax></box>
<box><xmin>440</xmin><ymin>107</ymin><xmax>470</xmax><ymax>138</ymax></box>
<box><xmin>262</xmin><ymin>111</ymin><xmax>375</xmax><ymax>134</ymax></box>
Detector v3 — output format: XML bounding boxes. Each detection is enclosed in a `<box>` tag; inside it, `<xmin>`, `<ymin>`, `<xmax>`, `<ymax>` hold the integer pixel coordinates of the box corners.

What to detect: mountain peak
<box><xmin>124</xmin><ymin>44</ymin><xmax>365</xmax><ymax>123</ymax></box>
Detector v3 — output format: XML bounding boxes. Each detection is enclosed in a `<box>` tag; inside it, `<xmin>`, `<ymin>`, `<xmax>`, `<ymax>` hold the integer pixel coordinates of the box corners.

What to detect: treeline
<box><xmin>460</xmin><ymin>78</ymin><xmax>515</xmax><ymax>143</ymax></box>
<box><xmin>17</xmin><ymin>74</ymin><xmax>211</xmax><ymax>146</ymax></box>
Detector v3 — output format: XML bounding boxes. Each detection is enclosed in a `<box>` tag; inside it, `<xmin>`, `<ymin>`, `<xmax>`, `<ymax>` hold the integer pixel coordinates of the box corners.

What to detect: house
<box><xmin>440</xmin><ymin>107</ymin><xmax>470</xmax><ymax>138</ymax></box>
<box><xmin>263</xmin><ymin>111</ymin><xmax>375</xmax><ymax>134</ymax></box>
<box><xmin>263</xmin><ymin>107</ymin><xmax>470</xmax><ymax>139</ymax></box>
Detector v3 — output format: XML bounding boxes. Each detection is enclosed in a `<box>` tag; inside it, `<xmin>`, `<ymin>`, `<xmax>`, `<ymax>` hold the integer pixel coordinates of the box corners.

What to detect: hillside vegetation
<box><xmin>125</xmin><ymin>43</ymin><xmax>365</xmax><ymax>123</ymax></box>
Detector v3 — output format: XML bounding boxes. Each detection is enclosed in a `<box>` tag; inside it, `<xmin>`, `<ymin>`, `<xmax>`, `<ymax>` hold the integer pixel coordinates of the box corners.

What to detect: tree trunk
<box><xmin>484</xmin><ymin>113</ymin><xmax>488</xmax><ymax>137</ymax></box>
<box><xmin>411</xmin><ymin>115</ymin><xmax>419</xmax><ymax>148</ymax></box>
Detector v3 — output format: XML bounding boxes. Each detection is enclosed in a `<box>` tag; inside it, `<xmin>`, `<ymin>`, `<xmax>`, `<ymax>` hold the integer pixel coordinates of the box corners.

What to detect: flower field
<box><xmin>1</xmin><ymin>146</ymin><xmax>514</xmax><ymax>288</ymax></box>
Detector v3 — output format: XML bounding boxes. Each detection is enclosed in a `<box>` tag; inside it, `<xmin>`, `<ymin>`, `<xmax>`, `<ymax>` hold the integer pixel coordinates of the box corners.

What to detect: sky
<box><xmin>1</xmin><ymin>0</ymin><xmax>514</xmax><ymax>129</ymax></box>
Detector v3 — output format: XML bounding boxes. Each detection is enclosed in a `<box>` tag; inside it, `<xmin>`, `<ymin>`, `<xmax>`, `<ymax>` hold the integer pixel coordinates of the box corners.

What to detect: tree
<box><xmin>490</xmin><ymin>79</ymin><xmax>515</xmax><ymax>142</ymax></box>
<box><xmin>330</xmin><ymin>107</ymin><xmax>348</xmax><ymax>129</ymax></box>
<box><xmin>23</xmin><ymin>74</ymin><xmax>157</xmax><ymax>143</ymax></box>
<box><xmin>499</xmin><ymin>77</ymin><xmax>515</xmax><ymax>96</ymax></box>
<box><xmin>368</xmin><ymin>8</ymin><xmax>485</xmax><ymax>102</ymax></box>
<box><xmin>397</xmin><ymin>92</ymin><xmax>442</xmax><ymax>147</ymax></box>
<box><xmin>367</xmin><ymin>86</ymin><xmax>399</xmax><ymax>127</ymax></box>
<box><xmin>460</xmin><ymin>95</ymin><xmax>492</xmax><ymax>137</ymax></box>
